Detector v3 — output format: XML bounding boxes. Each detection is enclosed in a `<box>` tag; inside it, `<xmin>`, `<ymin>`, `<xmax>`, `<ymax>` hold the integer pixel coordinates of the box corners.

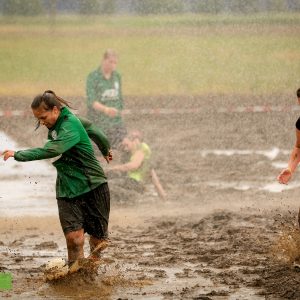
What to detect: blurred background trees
<box><xmin>0</xmin><ymin>0</ymin><xmax>299</xmax><ymax>16</ymax></box>
<box><xmin>2</xmin><ymin>0</ymin><xmax>43</xmax><ymax>15</ymax></box>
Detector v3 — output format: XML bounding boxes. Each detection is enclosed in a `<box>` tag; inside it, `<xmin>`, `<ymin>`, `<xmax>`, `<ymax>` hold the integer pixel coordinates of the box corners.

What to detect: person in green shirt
<box><xmin>2</xmin><ymin>90</ymin><xmax>112</xmax><ymax>269</ymax></box>
<box><xmin>86</xmin><ymin>49</ymin><xmax>127</xmax><ymax>150</ymax></box>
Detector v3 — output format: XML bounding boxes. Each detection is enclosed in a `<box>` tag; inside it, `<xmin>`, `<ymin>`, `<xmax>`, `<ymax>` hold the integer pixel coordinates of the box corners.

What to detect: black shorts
<box><xmin>57</xmin><ymin>183</ymin><xmax>110</xmax><ymax>239</ymax></box>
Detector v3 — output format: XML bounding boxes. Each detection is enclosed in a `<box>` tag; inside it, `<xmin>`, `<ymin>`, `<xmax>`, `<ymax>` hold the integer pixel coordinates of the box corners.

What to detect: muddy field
<box><xmin>1</xmin><ymin>93</ymin><xmax>300</xmax><ymax>299</ymax></box>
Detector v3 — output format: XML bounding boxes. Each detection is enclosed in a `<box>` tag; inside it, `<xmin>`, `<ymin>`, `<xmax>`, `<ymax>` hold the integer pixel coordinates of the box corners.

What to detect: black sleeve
<box><xmin>296</xmin><ymin>117</ymin><xmax>300</xmax><ymax>130</ymax></box>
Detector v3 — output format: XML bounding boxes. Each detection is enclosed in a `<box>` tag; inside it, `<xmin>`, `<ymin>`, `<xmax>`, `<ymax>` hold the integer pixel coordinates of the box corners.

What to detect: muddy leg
<box><xmin>89</xmin><ymin>236</ymin><xmax>109</xmax><ymax>259</ymax></box>
<box><xmin>65</xmin><ymin>229</ymin><xmax>85</xmax><ymax>264</ymax></box>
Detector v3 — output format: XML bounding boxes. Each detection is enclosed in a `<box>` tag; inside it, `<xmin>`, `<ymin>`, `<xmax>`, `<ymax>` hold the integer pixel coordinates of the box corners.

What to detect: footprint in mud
<box><xmin>26</xmin><ymin>227</ymin><xmax>38</xmax><ymax>231</ymax></box>
<box><xmin>149</xmin><ymin>269</ymin><xmax>167</xmax><ymax>278</ymax></box>
<box><xmin>175</xmin><ymin>268</ymin><xmax>196</xmax><ymax>278</ymax></box>
<box><xmin>25</xmin><ymin>234</ymin><xmax>39</xmax><ymax>238</ymax></box>
<box><xmin>176</xmin><ymin>230</ymin><xmax>198</xmax><ymax>241</ymax></box>
<box><xmin>34</xmin><ymin>241</ymin><xmax>58</xmax><ymax>250</ymax></box>
<box><xmin>14</xmin><ymin>256</ymin><xmax>24</xmax><ymax>262</ymax></box>
<box><xmin>9</xmin><ymin>239</ymin><xmax>24</xmax><ymax>247</ymax></box>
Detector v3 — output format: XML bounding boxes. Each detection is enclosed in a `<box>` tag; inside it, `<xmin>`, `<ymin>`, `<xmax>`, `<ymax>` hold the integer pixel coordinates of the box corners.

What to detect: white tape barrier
<box><xmin>199</xmin><ymin>148</ymin><xmax>290</xmax><ymax>160</ymax></box>
<box><xmin>0</xmin><ymin>105</ymin><xmax>300</xmax><ymax>118</ymax></box>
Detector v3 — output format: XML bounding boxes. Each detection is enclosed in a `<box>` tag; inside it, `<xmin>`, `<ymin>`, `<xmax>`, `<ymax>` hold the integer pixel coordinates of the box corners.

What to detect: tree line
<box><xmin>0</xmin><ymin>0</ymin><xmax>299</xmax><ymax>16</ymax></box>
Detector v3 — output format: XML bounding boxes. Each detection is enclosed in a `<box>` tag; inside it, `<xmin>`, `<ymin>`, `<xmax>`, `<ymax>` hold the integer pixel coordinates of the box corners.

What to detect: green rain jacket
<box><xmin>86</xmin><ymin>68</ymin><xmax>124</xmax><ymax>132</ymax></box>
<box><xmin>14</xmin><ymin>107</ymin><xmax>110</xmax><ymax>199</ymax></box>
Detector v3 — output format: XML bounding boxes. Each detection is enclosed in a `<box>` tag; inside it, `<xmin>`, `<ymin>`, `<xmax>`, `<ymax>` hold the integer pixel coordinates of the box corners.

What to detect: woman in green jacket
<box><xmin>86</xmin><ymin>49</ymin><xmax>127</xmax><ymax>149</ymax></box>
<box><xmin>3</xmin><ymin>90</ymin><xmax>111</xmax><ymax>268</ymax></box>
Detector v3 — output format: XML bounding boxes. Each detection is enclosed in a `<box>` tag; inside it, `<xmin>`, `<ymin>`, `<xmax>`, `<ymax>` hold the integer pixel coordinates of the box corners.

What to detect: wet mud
<box><xmin>1</xmin><ymin>94</ymin><xmax>300</xmax><ymax>299</ymax></box>
<box><xmin>2</xmin><ymin>210</ymin><xmax>300</xmax><ymax>299</ymax></box>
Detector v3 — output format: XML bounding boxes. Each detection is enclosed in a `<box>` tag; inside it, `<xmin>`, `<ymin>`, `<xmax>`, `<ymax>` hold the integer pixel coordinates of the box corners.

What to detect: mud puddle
<box><xmin>2</xmin><ymin>209</ymin><xmax>300</xmax><ymax>299</ymax></box>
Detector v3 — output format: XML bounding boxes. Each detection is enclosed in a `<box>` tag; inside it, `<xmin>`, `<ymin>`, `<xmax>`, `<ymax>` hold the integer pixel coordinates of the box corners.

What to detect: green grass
<box><xmin>0</xmin><ymin>13</ymin><xmax>299</xmax><ymax>97</ymax></box>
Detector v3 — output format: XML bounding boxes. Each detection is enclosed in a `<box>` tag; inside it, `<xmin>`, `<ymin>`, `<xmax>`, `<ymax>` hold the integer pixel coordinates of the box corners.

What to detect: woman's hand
<box><xmin>277</xmin><ymin>168</ymin><xmax>292</xmax><ymax>184</ymax></box>
<box><xmin>104</xmin><ymin>107</ymin><xmax>118</xmax><ymax>118</ymax></box>
<box><xmin>104</xmin><ymin>150</ymin><xmax>113</xmax><ymax>164</ymax></box>
<box><xmin>1</xmin><ymin>150</ymin><xmax>15</xmax><ymax>161</ymax></box>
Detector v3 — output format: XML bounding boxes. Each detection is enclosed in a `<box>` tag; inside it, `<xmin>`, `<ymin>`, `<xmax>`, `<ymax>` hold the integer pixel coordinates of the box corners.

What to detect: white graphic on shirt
<box><xmin>102</xmin><ymin>88</ymin><xmax>119</xmax><ymax>100</ymax></box>
<box><xmin>51</xmin><ymin>130</ymin><xmax>57</xmax><ymax>140</ymax></box>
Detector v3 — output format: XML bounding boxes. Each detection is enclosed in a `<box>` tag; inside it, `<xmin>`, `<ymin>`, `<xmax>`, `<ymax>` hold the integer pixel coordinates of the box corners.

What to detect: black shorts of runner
<box><xmin>57</xmin><ymin>183</ymin><xmax>110</xmax><ymax>239</ymax></box>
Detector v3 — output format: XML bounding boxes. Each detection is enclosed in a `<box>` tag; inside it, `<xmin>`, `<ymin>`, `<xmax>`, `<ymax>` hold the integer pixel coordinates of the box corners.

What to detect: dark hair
<box><xmin>32</xmin><ymin>90</ymin><xmax>72</xmax><ymax>129</ymax></box>
<box><xmin>297</xmin><ymin>88</ymin><xmax>300</xmax><ymax>98</ymax></box>
<box><xmin>31</xmin><ymin>90</ymin><xmax>71</xmax><ymax>111</ymax></box>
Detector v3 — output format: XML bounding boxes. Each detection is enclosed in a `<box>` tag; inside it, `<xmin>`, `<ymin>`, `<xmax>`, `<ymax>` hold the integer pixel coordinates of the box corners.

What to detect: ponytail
<box><xmin>31</xmin><ymin>90</ymin><xmax>72</xmax><ymax>111</ymax></box>
<box><xmin>31</xmin><ymin>90</ymin><xmax>73</xmax><ymax>130</ymax></box>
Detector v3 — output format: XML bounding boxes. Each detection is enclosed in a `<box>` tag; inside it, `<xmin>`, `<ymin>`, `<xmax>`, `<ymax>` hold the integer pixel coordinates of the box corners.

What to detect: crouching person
<box><xmin>106</xmin><ymin>130</ymin><xmax>152</xmax><ymax>201</ymax></box>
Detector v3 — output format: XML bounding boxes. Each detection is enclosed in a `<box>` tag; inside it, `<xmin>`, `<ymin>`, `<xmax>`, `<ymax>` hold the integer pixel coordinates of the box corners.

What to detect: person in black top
<box><xmin>277</xmin><ymin>88</ymin><xmax>300</xmax><ymax>184</ymax></box>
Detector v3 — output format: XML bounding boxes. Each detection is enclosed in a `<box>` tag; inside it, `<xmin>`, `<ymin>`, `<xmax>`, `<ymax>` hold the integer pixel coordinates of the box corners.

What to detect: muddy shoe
<box><xmin>89</xmin><ymin>239</ymin><xmax>110</xmax><ymax>259</ymax></box>
<box><xmin>44</xmin><ymin>258</ymin><xmax>69</xmax><ymax>281</ymax></box>
<box><xmin>68</xmin><ymin>259</ymin><xmax>82</xmax><ymax>274</ymax></box>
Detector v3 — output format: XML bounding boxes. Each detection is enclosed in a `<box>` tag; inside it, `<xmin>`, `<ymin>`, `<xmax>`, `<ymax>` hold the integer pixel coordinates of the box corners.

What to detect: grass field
<box><xmin>0</xmin><ymin>13</ymin><xmax>299</xmax><ymax>97</ymax></box>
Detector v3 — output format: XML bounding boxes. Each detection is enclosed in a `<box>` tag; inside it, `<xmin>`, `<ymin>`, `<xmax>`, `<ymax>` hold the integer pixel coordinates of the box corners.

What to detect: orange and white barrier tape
<box><xmin>0</xmin><ymin>110</ymin><xmax>31</xmax><ymax>117</ymax></box>
<box><xmin>0</xmin><ymin>105</ymin><xmax>299</xmax><ymax>118</ymax></box>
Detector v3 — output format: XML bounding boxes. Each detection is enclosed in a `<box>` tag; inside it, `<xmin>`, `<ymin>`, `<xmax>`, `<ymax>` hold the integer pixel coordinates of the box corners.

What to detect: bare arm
<box><xmin>277</xmin><ymin>128</ymin><xmax>300</xmax><ymax>184</ymax></box>
<box><xmin>92</xmin><ymin>101</ymin><xmax>118</xmax><ymax>118</ymax></box>
<box><xmin>109</xmin><ymin>150</ymin><xmax>144</xmax><ymax>172</ymax></box>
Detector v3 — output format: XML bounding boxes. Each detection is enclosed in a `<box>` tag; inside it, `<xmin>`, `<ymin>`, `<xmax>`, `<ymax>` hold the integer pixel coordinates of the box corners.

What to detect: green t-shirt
<box><xmin>14</xmin><ymin>107</ymin><xmax>110</xmax><ymax>199</ymax></box>
<box><xmin>86</xmin><ymin>68</ymin><xmax>124</xmax><ymax>131</ymax></box>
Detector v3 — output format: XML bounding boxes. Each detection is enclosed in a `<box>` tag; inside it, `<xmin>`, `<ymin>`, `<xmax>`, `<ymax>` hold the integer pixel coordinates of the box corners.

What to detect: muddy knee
<box><xmin>65</xmin><ymin>230</ymin><xmax>84</xmax><ymax>261</ymax></box>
